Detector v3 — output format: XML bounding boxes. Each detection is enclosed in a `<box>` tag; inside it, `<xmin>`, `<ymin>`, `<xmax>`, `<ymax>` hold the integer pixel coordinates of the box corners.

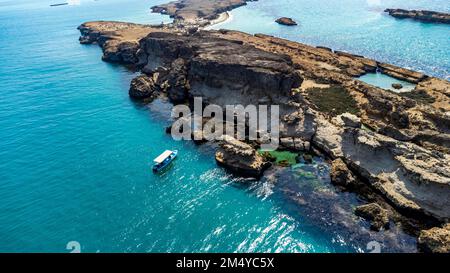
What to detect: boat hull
<box><xmin>152</xmin><ymin>150</ymin><xmax>178</xmax><ymax>173</ymax></box>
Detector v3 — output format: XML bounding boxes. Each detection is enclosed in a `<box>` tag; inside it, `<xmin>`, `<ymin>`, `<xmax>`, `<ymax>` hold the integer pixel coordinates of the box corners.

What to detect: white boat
<box><xmin>152</xmin><ymin>150</ymin><xmax>178</xmax><ymax>173</ymax></box>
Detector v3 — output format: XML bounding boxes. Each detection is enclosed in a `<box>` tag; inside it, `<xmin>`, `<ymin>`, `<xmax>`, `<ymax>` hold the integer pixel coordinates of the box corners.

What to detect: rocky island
<box><xmin>275</xmin><ymin>17</ymin><xmax>297</xmax><ymax>26</ymax></box>
<box><xmin>385</xmin><ymin>8</ymin><xmax>450</xmax><ymax>24</ymax></box>
<box><xmin>151</xmin><ymin>0</ymin><xmax>256</xmax><ymax>27</ymax></box>
<box><xmin>78</xmin><ymin>0</ymin><xmax>450</xmax><ymax>252</ymax></box>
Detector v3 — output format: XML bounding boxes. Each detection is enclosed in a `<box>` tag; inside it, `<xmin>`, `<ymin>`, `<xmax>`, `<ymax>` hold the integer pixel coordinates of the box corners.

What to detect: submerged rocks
<box><xmin>215</xmin><ymin>136</ymin><xmax>270</xmax><ymax>178</ymax></box>
<box><xmin>392</xmin><ymin>83</ymin><xmax>403</xmax><ymax>90</ymax></box>
<box><xmin>385</xmin><ymin>9</ymin><xmax>450</xmax><ymax>24</ymax></box>
<box><xmin>355</xmin><ymin>203</ymin><xmax>390</xmax><ymax>231</ymax></box>
<box><xmin>418</xmin><ymin>224</ymin><xmax>450</xmax><ymax>253</ymax></box>
<box><xmin>129</xmin><ymin>74</ymin><xmax>158</xmax><ymax>99</ymax></box>
<box><xmin>275</xmin><ymin>17</ymin><xmax>298</xmax><ymax>26</ymax></box>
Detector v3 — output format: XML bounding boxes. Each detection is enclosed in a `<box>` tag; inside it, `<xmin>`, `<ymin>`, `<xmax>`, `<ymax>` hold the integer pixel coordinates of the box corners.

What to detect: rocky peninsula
<box><xmin>151</xmin><ymin>0</ymin><xmax>256</xmax><ymax>27</ymax></box>
<box><xmin>385</xmin><ymin>9</ymin><xmax>450</xmax><ymax>24</ymax></box>
<box><xmin>78</xmin><ymin>1</ymin><xmax>450</xmax><ymax>252</ymax></box>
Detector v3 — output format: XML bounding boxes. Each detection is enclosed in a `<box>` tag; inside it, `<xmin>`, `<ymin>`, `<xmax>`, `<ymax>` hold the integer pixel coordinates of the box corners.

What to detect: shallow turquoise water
<box><xmin>211</xmin><ymin>0</ymin><xmax>450</xmax><ymax>79</ymax></box>
<box><xmin>0</xmin><ymin>0</ymin><xmax>429</xmax><ymax>253</ymax></box>
<box><xmin>358</xmin><ymin>73</ymin><xmax>416</xmax><ymax>92</ymax></box>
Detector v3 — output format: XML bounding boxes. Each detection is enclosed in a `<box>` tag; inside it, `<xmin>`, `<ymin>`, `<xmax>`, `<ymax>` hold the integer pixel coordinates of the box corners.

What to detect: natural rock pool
<box><xmin>357</xmin><ymin>72</ymin><xmax>416</xmax><ymax>92</ymax></box>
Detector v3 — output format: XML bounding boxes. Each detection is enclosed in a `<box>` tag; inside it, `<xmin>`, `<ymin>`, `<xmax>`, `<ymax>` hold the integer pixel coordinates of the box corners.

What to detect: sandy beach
<box><xmin>205</xmin><ymin>12</ymin><xmax>232</xmax><ymax>29</ymax></box>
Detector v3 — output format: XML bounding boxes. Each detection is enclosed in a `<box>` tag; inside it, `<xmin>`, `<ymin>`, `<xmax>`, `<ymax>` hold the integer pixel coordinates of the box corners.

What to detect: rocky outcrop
<box><xmin>215</xmin><ymin>135</ymin><xmax>270</xmax><ymax>178</ymax></box>
<box><xmin>151</xmin><ymin>0</ymin><xmax>254</xmax><ymax>26</ymax></box>
<box><xmin>333</xmin><ymin>113</ymin><xmax>361</xmax><ymax>128</ymax></box>
<box><xmin>355</xmin><ymin>203</ymin><xmax>390</xmax><ymax>231</ymax></box>
<box><xmin>77</xmin><ymin>21</ymin><xmax>167</xmax><ymax>64</ymax></box>
<box><xmin>137</xmin><ymin>31</ymin><xmax>302</xmax><ymax>106</ymax></box>
<box><xmin>275</xmin><ymin>17</ymin><xmax>297</xmax><ymax>26</ymax></box>
<box><xmin>418</xmin><ymin>224</ymin><xmax>450</xmax><ymax>253</ymax></box>
<box><xmin>413</xmin><ymin>77</ymin><xmax>450</xmax><ymax>111</ymax></box>
<box><xmin>279</xmin><ymin>137</ymin><xmax>310</xmax><ymax>152</ymax></box>
<box><xmin>385</xmin><ymin>9</ymin><xmax>450</xmax><ymax>24</ymax></box>
<box><xmin>129</xmin><ymin>74</ymin><xmax>158</xmax><ymax>99</ymax></box>
<box><xmin>377</xmin><ymin>62</ymin><xmax>427</xmax><ymax>83</ymax></box>
<box><xmin>330</xmin><ymin>158</ymin><xmax>356</xmax><ymax>188</ymax></box>
<box><xmin>313</xmin><ymin>116</ymin><xmax>450</xmax><ymax>221</ymax></box>
<box><xmin>165</xmin><ymin>58</ymin><xmax>190</xmax><ymax>103</ymax></box>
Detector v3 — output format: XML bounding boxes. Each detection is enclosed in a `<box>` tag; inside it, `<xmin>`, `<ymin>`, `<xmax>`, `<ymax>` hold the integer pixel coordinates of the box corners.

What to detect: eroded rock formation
<box><xmin>418</xmin><ymin>224</ymin><xmax>450</xmax><ymax>253</ymax></box>
<box><xmin>129</xmin><ymin>74</ymin><xmax>158</xmax><ymax>99</ymax></box>
<box><xmin>215</xmin><ymin>135</ymin><xmax>270</xmax><ymax>178</ymax></box>
<box><xmin>355</xmin><ymin>203</ymin><xmax>390</xmax><ymax>231</ymax></box>
<box><xmin>136</xmin><ymin>31</ymin><xmax>303</xmax><ymax>106</ymax></box>
<box><xmin>385</xmin><ymin>9</ymin><xmax>450</xmax><ymax>24</ymax></box>
<box><xmin>330</xmin><ymin>158</ymin><xmax>356</xmax><ymax>188</ymax></box>
<box><xmin>78</xmin><ymin>21</ymin><xmax>170</xmax><ymax>63</ymax></box>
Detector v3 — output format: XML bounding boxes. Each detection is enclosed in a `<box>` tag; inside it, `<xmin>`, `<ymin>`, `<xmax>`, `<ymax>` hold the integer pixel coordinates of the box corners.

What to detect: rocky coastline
<box><xmin>151</xmin><ymin>0</ymin><xmax>257</xmax><ymax>27</ymax></box>
<box><xmin>78</xmin><ymin>1</ymin><xmax>450</xmax><ymax>252</ymax></box>
<box><xmin>385</xmin><ymin>9</ymin><xmax>450</xmax><ymax>24</ymax></box>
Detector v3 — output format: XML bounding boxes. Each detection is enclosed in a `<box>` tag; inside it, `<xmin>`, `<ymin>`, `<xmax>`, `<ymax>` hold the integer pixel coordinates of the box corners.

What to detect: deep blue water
<box><xmin>0</xmin><ymin>0</ymin><xmax>441</xmax><ymax>253</ymax></box>
<box><xmin>210</xmin><ymin>0</ymin><xmax>450</xmax><ymax>80</ymax></box>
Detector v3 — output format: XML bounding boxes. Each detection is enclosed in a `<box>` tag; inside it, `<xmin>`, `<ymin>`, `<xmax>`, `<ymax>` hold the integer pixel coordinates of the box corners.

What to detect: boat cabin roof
<box><xmin>153</xmin><ymin>150</ymin><xmax>173</xmax><ymax>164</ymax></box>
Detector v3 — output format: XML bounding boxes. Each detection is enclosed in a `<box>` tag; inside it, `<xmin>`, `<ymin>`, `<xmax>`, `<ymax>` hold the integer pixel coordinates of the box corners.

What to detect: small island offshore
<box><xmin>78</xmin><ymin>0</ymin><xmax>450</xmax><ymax>253</ymax></box>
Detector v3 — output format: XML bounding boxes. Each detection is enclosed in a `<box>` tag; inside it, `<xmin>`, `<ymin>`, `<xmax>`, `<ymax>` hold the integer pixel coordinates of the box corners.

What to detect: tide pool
<box><xmin>357</xmin><ymin>73</ymin><xmax>416</xmax><ymax>92</ymax></box>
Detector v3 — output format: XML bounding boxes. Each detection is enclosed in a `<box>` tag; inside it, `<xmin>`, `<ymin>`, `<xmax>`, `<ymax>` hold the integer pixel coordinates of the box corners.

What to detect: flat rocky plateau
<box><xmin>77</xmin><ymin>2</ymin><xmax>450</xmax><ymax>252</ymax></box>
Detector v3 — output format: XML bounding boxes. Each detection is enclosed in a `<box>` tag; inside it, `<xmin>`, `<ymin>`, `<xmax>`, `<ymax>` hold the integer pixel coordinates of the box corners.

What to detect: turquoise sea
<box><xmin>0</xmin><ymin>0</ymin><xmax>447</xmax><ymax>253</ymax></box>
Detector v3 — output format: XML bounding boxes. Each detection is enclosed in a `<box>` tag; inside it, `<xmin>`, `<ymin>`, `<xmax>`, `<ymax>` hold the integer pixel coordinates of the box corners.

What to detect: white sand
<box><xmin>204</xmin><ymin>12</ymin><xmax>232</xmax><ymax>29</ymax></box>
